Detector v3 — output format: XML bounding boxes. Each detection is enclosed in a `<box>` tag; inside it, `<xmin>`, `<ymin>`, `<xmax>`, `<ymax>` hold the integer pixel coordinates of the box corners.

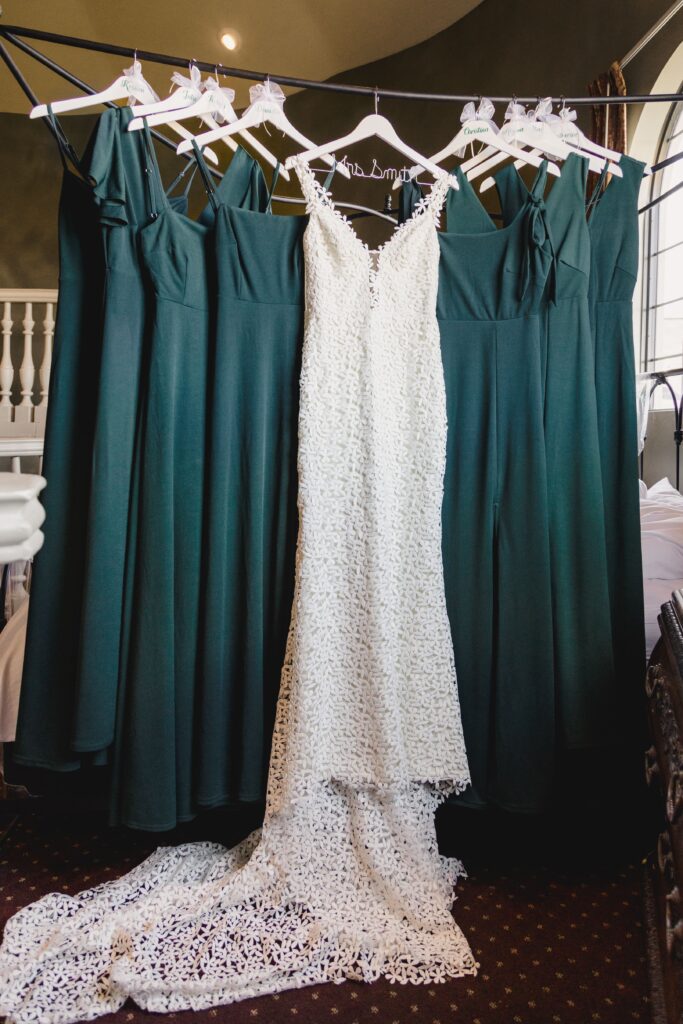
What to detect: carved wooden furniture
<box><xmin>645</xmin><ymin>590</ymin><xmax>683</xmax><ymax>1022</ymax></box>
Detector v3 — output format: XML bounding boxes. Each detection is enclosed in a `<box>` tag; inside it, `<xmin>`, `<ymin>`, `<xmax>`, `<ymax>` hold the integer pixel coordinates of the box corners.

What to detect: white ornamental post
<box><xmin>16</xmin><ymin>301</ymin><xmax>35</xmax><ymax>428</ymax></box>
<box><xmin>35</xmin><ymin>302</ymin><xmax>55</xmax><ymax>433</ymax></box>
<box><xmin>0</xmin><ymin>302</ymin><xmax>13</xmax><ymax>426</ymax></box>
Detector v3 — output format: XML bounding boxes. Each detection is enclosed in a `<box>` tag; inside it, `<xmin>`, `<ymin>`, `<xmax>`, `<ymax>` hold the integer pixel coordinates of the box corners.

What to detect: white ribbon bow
<box><xmin>529</xmin><ymin>96</ymin><xmax>553</xmax><ymax>121</ymax></box>
<box><xmin>171</xmin><ymin>65</ymin><xmax>203</xmax><ymax>97</ymax></box>
<box><xmin>460</xmin><ymin>97</ymin><xmax>496</xmax><ymax>127</ymax></box>
<box><xmin>558</xmin><ymin>106</ymin><xmax>577</xmax><ymax>123</ymax></box>
<box><xmin>248</xmin><ymin>80</ymin><xmax>286</xmax><ymax>107</ymax></box>
<box><xmin>123</xmin><ymin>60</ymin><xmax>159</xmax><ymax>106</ymax></box>
<box><xmin>203</xmin><ymin>76</ymin><xmax>236</xmax><ymax>124</ymax></box>
<box><xmin>504</xmin><ymin>100</ymin><xmax>527</xmax><ymax>122</ymax></box>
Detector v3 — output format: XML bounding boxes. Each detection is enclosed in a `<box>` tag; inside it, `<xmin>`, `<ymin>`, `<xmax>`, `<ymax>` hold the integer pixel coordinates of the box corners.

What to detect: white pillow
<box><xmin>648</xmin><ymin>477</ymin><xmax>683</xmax><ymax>502</ymax></box>
<box><xmin>641</xmin><ymin>494</ymin><xmax>683</xmax><ymax>579</ymax></box>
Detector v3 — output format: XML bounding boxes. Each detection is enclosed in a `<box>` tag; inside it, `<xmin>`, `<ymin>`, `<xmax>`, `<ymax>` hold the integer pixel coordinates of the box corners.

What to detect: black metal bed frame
<box><xmin>641</xmin><ymin>368</ymin><xmax>683</xmax><ymax>490</ymax></box>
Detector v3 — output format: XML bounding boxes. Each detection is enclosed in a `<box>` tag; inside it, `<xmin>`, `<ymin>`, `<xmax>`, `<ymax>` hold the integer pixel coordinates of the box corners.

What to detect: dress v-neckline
<box><xmin>295</xmin><ymin>158</ymin><xmax>451</xmax><ymax>260</ymax></box>
<box><xmin>450</xmin><ymin>155</ymin><xmax>585</xmax><ymax>235</ymax></box>
<box><xmin>587</xmin><ymin>154</ymin><xmax>644</xmax><ymax>230</ymax></box>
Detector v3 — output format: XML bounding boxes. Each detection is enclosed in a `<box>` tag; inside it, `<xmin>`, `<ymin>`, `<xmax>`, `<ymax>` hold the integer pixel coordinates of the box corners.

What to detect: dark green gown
<box><xmin>492</xmin><ymin>154</ymin><xmax>616</xmax><ymax>752</ymax></box>
<box><xmin>74</xmin><ymin>107</ymin><xmax>193</xmax><ymax>755</ymax></box>
<box><xmin>431</xmin><ymin>165</ymin><xmax>556</xmax><ymax>812</ymax></box>
<box><xmin>15</xmin><ymin>110</ymin><xmax>228</xmax><ymax>772</ymax></box>
<box><xmin>110</xmin><ymin>132</ymin><xmax>270</xmax><ymax>830</ymax></box>
<box><xmin>74</xmin><ymin>112</ymin><xmax>266</xmax><ymax>759</ymax></box>
<box><xmin>196</xmin><ymin>164</ymin><xmax>307</xmax><ymax>808</ymax></box>
<box><xmin>587</xmin><ymin>155</ymin><xmax>646</xmax><ymax>722</ymax></box>
<box><xmin>14</xmin><ymin>116</ymin><xmax>105</xmax><ymax>771</ymax></box>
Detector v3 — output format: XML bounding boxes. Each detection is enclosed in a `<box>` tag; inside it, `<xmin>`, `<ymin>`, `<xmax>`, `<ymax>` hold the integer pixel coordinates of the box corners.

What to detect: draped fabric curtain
<box><xmin>587</xmin><ymin>59</ymin><xmax>628</xmax><ymax>195</ymax></box>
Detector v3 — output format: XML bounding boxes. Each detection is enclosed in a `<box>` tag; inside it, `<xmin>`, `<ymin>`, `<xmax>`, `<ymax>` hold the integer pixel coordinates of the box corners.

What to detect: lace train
<box><xmin>0</xmin><ymin>781</ymin><xmax>477</xmax><ymax>1023</ymax></box>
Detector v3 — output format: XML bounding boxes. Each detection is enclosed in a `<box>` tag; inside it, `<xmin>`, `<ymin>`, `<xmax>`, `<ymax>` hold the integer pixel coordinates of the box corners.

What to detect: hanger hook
<box><xmin>374</xmin><ymin>87</ymin><xmax>379</xmax><ymax>115</ymax></box>
<box><xmin>559</xmin><ymin>94</ymin><xmax>566</xmax><ymax>111</ymax></box>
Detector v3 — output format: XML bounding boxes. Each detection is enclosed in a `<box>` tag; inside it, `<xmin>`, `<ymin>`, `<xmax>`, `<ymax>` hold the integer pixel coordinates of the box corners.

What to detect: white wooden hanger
<box><xmin>283</xmin><ymin>89</ymin><xmax>453</xmax><ymax>185</ymax></box>
<box><xmin>179</xmin><ymin>80</ymin><xmax>350</xmax><ymax>178</ymax></box>
<box><xmin>30</xmin><ymin>60</ymin><xmax>219</xmax><ymax>165</ymax></box>
<box><xmin>544</xmin><ymin>101</ymin><xmax>652</xmax><ymax>175</ymax></box>
<box><xmin>391</xmin><ymin>98</ymin><xmax>554</xmax><ymax>191</ymax></box>
<box><xmin>30</xmin><ymin>58</ymin><xmax>158</xmax><ymax>117</ymax></box>
<box><xmin>477</xmin><ymin>98</ymin><xmax>622</xmax><ymax>192</ymax></box>
<box><xmin>129</xmin><ymin>71</ymin><xmax>288</xmax><ymax>179</ymax></box>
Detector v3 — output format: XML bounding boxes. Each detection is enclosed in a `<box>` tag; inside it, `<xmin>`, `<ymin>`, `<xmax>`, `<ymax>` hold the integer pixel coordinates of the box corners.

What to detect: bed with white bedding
<box><xmin>641</xmin><ymin>477</ymin><xmax>683</xmax><ymax>659</ymax></box>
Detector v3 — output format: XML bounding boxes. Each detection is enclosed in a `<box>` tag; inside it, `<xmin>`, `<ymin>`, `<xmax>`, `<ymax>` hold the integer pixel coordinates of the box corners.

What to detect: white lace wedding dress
<box><xmin>0</xmin><ymin>160</ymin><xmax>476</xmax><ymax>1024</ymax></box>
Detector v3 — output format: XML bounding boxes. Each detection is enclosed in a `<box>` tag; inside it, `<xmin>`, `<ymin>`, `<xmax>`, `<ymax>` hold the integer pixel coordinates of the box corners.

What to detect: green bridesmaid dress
<box><xmin>434</xmin><ymin>165</ymin><xmax>556</xmax><ymax>812</ymax></box>
<box><xmin>73</xmin><ymin>107</ymin><xmax>192</xmax><ymax>756</ymax></box>
<box><xmin>15</xmin><ymin>110</ymin><xmax>249</xmax><ymax>774</ymax></box>
<box><xmin>587</xmin><ymin>155</ymin><xmax>646</xmax><ymax>727</ymax></box>
<box><xmin>74</xmin><ymin>113</ymin><xmax>267</xmax><ymax>760</ymax></box>
<box><xmin>14</xmin><ymin>113</ymin><xmax>105</xmax><ymax>771</ymax></box>
<box><xmin>110</xmin><ymin>131</ymin><xmax>270</xmax><ymax>830</ymax></box>
<box><xmin>196</xmin><ymin>162</ymin><xmax>308</xmax><ymax>808</ymax></box>
<box><xmin>492</xmin><ymin>154</ymin><xmax>616</xmax><ymax>753</ymax></box>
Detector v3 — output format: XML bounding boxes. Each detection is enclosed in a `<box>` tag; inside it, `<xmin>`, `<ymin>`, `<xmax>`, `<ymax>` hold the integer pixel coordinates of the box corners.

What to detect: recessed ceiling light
<box><xmin>221</xmin><ymin>31</ymin><xmax>240</xmax><ymax>52</ymax></box>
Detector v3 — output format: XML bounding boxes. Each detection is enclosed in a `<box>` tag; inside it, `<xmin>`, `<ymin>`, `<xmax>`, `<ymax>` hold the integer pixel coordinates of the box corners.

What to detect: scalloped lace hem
<box><xmin>0</xmin><ymin>781</ymin><xmax>478</xmax><ymax>1024</ymax></box>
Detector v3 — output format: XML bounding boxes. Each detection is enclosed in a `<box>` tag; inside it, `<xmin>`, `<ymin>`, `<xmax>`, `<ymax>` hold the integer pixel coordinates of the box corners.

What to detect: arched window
<box><xmin>640</xmin><ymin>93</ymin><xmax>683</xmax><ymax>380</ymax></box>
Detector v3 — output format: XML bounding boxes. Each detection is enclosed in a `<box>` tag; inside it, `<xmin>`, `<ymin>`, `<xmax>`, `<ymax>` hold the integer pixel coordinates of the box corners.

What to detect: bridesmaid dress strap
<box><xmin>190</xmin><ymin>139</ymin><xmax>219</xmax><ymax>212</ymax></box>
<box><xmin>586</xmin><ymin>162</ymin><xmax>609</xmax><ymax>219</ymax></box>
<box><xmin>46</xmin><ymin>103</ymin><xmax>85</xmax><ymax>177</ymax></box>
<box><xmin>164</xmin><ymin>157</ymin><xmax>200</xmax><ymax>202</ymax></box>
<box><xmin>322</xmin><ymin>158</ymin><xmax>337</xmax><ymax>192</ymax></box>
<box><xmin>141</xmin><ymin>118</ymin><xmax>169</xmax><ymax>220</ymax></box>
<box><xmin>265</xmin><ymin>161</ymin><xmax>281</xmax><ymax>214</ymax></box>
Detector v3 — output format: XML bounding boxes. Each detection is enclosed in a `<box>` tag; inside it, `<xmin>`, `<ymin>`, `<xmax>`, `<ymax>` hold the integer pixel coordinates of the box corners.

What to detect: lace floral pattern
<box><xmin>0</xmin><ymin>162</ymin><xmax>476</xmax><ymax>1024</ymax></box>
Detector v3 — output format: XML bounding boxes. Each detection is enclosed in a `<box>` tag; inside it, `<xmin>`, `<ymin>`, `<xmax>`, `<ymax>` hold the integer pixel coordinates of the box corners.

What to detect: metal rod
<box><xmin>647</xmin><ymin>374</ymin><xmax>683</xmax><ymax>490</ymax></box>
<box><xmin>1</xmin><ymin>23</ymin><xmax>682</xmax><ymax>106</ymax></box>
<box><xmin>639</xmin><ymin>367</ymin><xmax>683</xmax><ymax>490</ymax></box>
<box><xmin>0</xmin><ymin>37</ymin><xmax>67</xmax><ymax>154</ymax></box>
<box><xmin>622</xmin><ymin>0</ymin><xmax>683</xmax><ymax>68</ymax></box>
<box><xmin>2</xmin><ymin>30</ymin><xmax>197</xmax><ymax>164</ymax></box>
<box><xmin>651</xmin><ymin>149</ymin><xmax>683</xmax><ymax>173</ymax></box>
<box><xmin>640</xmin><ymin>176</ymin><xmax>683</xmax><ymax>214</ymax></box>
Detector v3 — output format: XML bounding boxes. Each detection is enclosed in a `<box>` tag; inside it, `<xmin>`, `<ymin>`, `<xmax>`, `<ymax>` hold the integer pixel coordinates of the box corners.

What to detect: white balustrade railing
<box><xmin>0</xmin><ymin>290</ymin><xmax>58</xmax><ymax>470</ymax></box>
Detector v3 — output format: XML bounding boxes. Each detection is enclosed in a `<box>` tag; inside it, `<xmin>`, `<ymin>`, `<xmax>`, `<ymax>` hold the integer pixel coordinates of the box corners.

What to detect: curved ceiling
<box><xmin>0</xmin><ymin>0</ymin><xmax>484</xmax><ymax>114</ymax></box>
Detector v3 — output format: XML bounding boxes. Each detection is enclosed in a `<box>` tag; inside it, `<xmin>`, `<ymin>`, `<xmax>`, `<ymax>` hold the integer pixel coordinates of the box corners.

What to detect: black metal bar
<box><xmin>648</xmin><ymin>375</ymin><xmax>683</xmax><ymax>489</ymax></box>
<box><xmin>1</xmin><ymin>23</ymin><xmax>682</xmax><ymax>107</ymax></box>
<box><xmin>0</xmin><ymin>37</ymin><xmax>67</xmax><ymax>154</ymax></box>
<box><xmin>3</xmin><ymin>31</ymin><xmax>200</xmax><ymax>166</ymax></box>
<box><xmin>643</xmin><ymin>374</ymin><xmax>679</xmax><ymax>489</ymax></box>
<box><xmin>651</xmin><ymin>150</ymin><xmax>683</xmax><ymax>173</ymax></box>
<box><xmin>640</xmin><ymin>177</ymin><xmax>683</xmax><ymax>214</ymax></box>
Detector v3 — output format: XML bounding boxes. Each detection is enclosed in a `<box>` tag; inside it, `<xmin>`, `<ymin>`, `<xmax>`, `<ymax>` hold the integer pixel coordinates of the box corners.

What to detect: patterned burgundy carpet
<box><xmin>0</xmin><ymin>802</ymin><xmax>650</xmax><ymax>1024</ymax></box>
